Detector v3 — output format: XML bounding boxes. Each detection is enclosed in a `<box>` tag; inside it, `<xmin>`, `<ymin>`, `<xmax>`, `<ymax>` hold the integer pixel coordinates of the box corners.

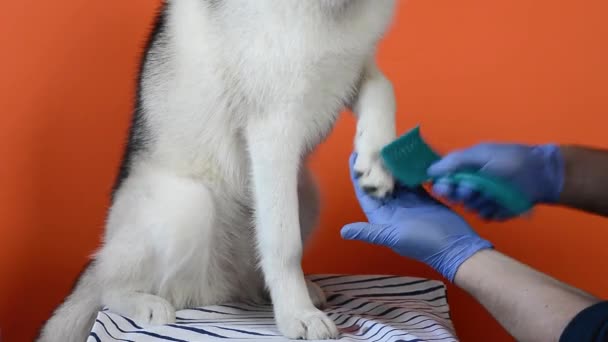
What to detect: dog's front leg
<box><xmin>351</xmin><ymin>59</ymin><xmax>397</xmax><ymax>197</ymax></box>
<box><xmin>246</xmin><ymin>115</ymin><xmax>339</xmax><ymax>340</ymax></box>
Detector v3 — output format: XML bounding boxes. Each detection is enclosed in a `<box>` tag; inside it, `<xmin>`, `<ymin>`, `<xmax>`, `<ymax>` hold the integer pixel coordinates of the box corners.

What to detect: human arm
<box><xmin>558</xmin><ymin>145</ymin><xmax>608</xmax><ymax>217</ymax></box>
<box><xmin>341</xmin><ymin>153</ymin><xmax>605</xmax><ymax>341</ymax></box>
<box><xmin>455</xmin><ymin>249</ymin><xmax>601</xmax><ymax>342</ymax></box>
<box><xmin>426</xmin><ymin>143</ymin><xmax>608</xmax><ymax>220</ymax></box>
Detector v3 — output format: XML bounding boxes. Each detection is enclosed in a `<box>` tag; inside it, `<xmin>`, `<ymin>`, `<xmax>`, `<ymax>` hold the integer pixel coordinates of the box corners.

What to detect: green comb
<box><xmin>380</xmin><ymin>125</ymin><xmax>533</xmax><ymax>216</ymax></box>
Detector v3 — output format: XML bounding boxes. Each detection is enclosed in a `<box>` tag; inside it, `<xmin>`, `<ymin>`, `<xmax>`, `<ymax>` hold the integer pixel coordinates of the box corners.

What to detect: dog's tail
<box><xmin>37</xmin><ymin>263</ymin><xmax>101</xmax><ymax>342</ymax></box>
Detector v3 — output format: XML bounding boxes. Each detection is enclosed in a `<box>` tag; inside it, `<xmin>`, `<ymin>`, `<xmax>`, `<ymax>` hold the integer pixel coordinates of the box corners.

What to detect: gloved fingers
<box><xmin>448</xmin><ymin>176</ymin><xmax>518</xmax><ymax>222</ymax></box>
<box><xmin>340</xmin><ymin>222</ymin><xmax>396</xmax><ymax>247</ymax></box>
<box><xmin>493</xmin><ymin>208</ymin><xmax>515</xmax><ymax>221</ymax></box>
<box><xmin>431</xmin><ymin>178</ymin><xmax>510</xmax><ymax>221</ymax></box>
<box><xmin>430</xmin><ymin>178</ymin><xmax>457</xmax><ymax>202</ymax></box>
<box><xmin>454</xmin><ymin>182</ymin><xmax>476</xmax><ymax>201</ymax></box>
<box><xmin>462</xmin><ymin>190</ymin><xmax>488</xmax><ymax>212</ymax></box>
<box><xmin>427</xmin><ymin>145</ymin><xmax>495</xmax><ymax>177</ymax></box>
<box><xmin>465</xmin><ymin>200</ymin><xmax>497</xmax><ymax>219</ymax></box>
<box><xmin>478</xmin><ymin>203</ymin><xmax>501</xmax><ymax>221</ymax></box>
<box><xmin>431</xmin><ymin>178</ymin><xmax>477</xmax><ymax>205</ymax></box>
<box><xmin>466</xmin><ymin>197</ymin><xmax>518</xmax><ymax>221</ymax></box>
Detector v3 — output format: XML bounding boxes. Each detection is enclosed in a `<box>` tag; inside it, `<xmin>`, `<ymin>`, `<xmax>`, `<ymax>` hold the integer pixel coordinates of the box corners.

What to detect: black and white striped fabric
<box><xmin>88</xmin><ymin>275</ymin><xmax>457</xmax><ymax>342</ymax></box>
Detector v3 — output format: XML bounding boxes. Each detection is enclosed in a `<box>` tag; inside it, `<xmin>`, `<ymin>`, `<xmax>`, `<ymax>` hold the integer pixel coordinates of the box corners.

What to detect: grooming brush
<box><xmin>380</xmin><ymin>125</ymin><xmax>533</xmax><ymax>216</ymax></box>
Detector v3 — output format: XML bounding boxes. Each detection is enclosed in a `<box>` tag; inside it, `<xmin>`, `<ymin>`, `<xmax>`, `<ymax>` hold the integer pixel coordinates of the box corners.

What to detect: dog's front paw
<box><xmin>130</xmin><ymin>294</ymin><xmax>176</xmax><ymax>325</ymax></box>
<box><xmin>353</xmin><ymin>152</ymin><xmax>394</xmax><ymax>198</ymax></box>
<box><xmin>276</xmin><ymin>307</ymin><xmax>339</xmax><ymax>340</ymax></box>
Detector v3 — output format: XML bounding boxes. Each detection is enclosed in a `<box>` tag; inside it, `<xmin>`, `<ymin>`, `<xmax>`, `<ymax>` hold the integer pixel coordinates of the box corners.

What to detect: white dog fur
<box><xmin>37</xmin><ymin>1</ymin><xmax>397</xmax><ymax>340</ymax></box>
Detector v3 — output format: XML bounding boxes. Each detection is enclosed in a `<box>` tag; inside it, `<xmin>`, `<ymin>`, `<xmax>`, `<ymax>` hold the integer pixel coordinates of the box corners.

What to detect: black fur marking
<box><xmin>321</xmin><ymin>0</ymin><xmax>358</xmax><ymax>19</ymax></box>
<box><xmin>362</xmin><ymin>186</ymin><xmax>378</xmax><ymax>194</ymax></box>
<box><xmin>205</xmin><ymin>0</ymin><xmax>224</xmax><ymax>10</ymax></box>
<box><xmin>110</xmin><ymin>2</ymin><xmax>168</xmax><ymax>200</ymax></box>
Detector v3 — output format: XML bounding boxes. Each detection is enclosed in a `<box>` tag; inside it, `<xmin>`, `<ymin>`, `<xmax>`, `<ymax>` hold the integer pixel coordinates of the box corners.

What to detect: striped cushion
<box><xmin>88</xmin><ymin>274</ymin><xmax>457</xmax><ymax>341</ymax></box>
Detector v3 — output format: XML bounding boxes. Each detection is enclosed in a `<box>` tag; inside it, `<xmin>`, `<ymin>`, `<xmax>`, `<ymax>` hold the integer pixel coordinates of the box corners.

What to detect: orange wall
<box><xmin>1</xmin><ymin>1</ymin><xmax>607</xmax><ymax>341</ymax></box>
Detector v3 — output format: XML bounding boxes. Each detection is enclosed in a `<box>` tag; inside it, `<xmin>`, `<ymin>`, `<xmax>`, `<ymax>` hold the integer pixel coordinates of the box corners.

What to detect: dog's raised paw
<box><xmin>131</xmin><ymin>294</ymin><xmax>176</xmax><ymax>325</ymax></box>
<box><xmin>354</xmin><ymin>153</ymin><xmax>394</xmax><ymax>198</ymax></box>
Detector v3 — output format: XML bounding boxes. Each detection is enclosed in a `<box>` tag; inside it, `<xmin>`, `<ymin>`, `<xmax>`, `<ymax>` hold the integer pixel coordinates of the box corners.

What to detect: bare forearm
<box><xmin>559</xmin><ymin>145</ymin><xmax>608</xmax><ymax>217</ymax></box>
<box><xmin>455</xmin><ymin>250</ymin><xmax>599</xmax><ymax>342</ymax></box>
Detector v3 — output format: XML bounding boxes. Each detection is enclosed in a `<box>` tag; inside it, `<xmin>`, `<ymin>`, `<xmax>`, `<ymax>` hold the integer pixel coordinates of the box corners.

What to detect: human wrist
<box><xmin>532</xmin><ymin>144</ymin><xmax>565</xmax><ymax>203</ymax></box>
<box><xmin>453</xmin><ymin>248</ymin><xmax>499</xmax><ymax>289</ymax></box>
<box><xmin>552</xmin><ymin>144</ymin><xmax>608</xmax><ymax>216</ymax></box>
<box><xmin>424</xmin><ymin>236</ymin><xmax>493</xmax><ymax>282</ymax></box>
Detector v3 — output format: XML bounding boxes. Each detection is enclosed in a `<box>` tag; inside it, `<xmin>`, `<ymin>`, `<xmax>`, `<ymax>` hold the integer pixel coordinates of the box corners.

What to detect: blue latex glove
<box><xmin>427</xmin><ymin>143</ymin><xmax>565</xmax><ymax>221</ymax></box>
<box><xmin>342</xmin><ymin>153</ymin><xmax>493</xmax><ymax>282</ymax></box>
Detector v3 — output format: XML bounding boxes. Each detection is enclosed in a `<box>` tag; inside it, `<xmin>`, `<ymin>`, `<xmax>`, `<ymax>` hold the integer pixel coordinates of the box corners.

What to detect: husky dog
<box><xmin>38</xmin><ymin>1</ymin><xmax>397</xmax><ymax>340</ymax></box>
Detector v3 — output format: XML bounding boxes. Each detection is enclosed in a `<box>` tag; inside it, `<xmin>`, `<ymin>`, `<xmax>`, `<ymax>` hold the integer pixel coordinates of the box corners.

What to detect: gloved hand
<box><xmin>341</xmin><ymin>153</ymin><xmax>493</xmax><ymax>282</ymax></box>
<box><xmin>427</xmin><ymin>143</ymin><xmax>565</xmax><ymax>221</ymax></box>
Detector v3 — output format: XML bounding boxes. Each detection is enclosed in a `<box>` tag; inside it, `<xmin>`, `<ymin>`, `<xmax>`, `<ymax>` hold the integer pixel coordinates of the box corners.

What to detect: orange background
<box><xmin>1</xmin><ymin>1</ymin><xmax>607</xmax><ymax>341</ymax></box>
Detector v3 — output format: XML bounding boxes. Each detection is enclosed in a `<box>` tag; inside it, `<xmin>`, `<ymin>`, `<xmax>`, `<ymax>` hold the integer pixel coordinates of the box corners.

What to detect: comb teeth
<box><xmin>380</xmin><ymin>125</ymin><xmax>441</xmax><ymax>187</ymax></box>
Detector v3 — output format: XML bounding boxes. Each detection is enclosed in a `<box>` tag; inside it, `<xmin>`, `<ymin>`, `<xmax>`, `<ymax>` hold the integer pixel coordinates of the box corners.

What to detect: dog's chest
<box><xmin>224</xmin><ymin>5</ymin><xmax>393</xmax><ymax>107</ymax></box>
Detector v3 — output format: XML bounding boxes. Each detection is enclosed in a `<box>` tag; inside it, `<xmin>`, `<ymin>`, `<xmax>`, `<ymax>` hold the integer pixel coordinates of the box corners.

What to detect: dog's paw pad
<box><xmin>354</xmin><ymin>154</ymin><xmax>394</xmax><ymax>198</ymax></box>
